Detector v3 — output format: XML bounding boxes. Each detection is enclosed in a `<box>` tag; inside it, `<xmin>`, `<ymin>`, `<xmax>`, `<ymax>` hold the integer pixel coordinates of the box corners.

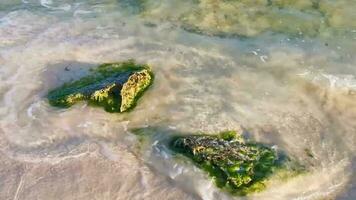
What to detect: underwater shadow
<box><xmin>40</xmin><ymin>60</ymin><xmax>98</xmax><ymax>97</ymax></box>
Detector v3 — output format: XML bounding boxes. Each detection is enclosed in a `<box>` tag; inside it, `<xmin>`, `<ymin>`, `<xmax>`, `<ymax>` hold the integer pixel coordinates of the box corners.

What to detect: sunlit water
<box><xmin>0</xmin><ymin>1</ymin><xmax>355</xmax><ymax>199</ymax></box>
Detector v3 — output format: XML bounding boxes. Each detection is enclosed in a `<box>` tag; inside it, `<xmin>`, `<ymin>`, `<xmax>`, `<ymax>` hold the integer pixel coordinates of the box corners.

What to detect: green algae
<box><xmin>169</xmin><ymin>130</ymin><xmax>303</xmax><ymax>195</ymax></box>
<box><xmin>130</xmin><ymin>127</ymin><xmax>304</xmax><ymax>195</ymax></box>
<box><xmin>47</xmin><ymin>60</ymin><xmax>153</xmax><ymax>113</ymax></box>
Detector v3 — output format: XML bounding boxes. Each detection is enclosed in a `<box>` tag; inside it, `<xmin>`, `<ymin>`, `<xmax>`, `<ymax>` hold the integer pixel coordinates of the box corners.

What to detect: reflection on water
<box><xmin>0</xmin><ymin>1</ymin><xmax>355</xmax><ymax>199</ymax></box>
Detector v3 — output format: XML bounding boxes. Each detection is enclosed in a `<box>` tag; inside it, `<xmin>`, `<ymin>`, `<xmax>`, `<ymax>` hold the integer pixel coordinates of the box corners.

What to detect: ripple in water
<box><xmin>0</xmin><ymin>1</ymin><xmax>355</xmax><ymax>200</ymax></box>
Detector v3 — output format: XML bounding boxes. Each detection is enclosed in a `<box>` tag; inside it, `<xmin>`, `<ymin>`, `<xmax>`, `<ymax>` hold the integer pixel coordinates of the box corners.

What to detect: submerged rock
<box><xmin>169</xmin><ymin>131</ymin><xmax>302</xmax><ymax>195</ymax></box>
<box><xmin>47</xmin><ymin>60</ymin><xmax>153</xmax><ymax>112</ymax></box>
<box><xmin>127</xmin><ymin>0</ymin><xmax>356</xmax><ymax>37</ymax></box>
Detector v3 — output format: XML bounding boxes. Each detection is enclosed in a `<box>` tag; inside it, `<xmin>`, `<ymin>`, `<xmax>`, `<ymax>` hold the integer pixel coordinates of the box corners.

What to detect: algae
<box><xmin>130</xmin><ymin>127</ymin><xmax>304</xmax><ymax>195</ymax></box>
<box><xmin>120</xmin><ymin>69</ymin><xmax>152</xmax><ymax>112</ymax></box>
<box><xmin>169</xmin><ymin>130</ymin><xmax>303</xmax><ymax>195</ymax></box>
<box><xmin>47</xmin><ymin>60</ymin><xmax>153</xmax><ymax>112</ymax></box>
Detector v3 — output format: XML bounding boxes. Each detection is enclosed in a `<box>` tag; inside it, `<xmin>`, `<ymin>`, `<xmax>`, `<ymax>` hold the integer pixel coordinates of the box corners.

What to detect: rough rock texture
<box><xmin>47</xmin><ymin>60</ymin><xmax>153</xmax><ymax>113</ymax></box>
<box><xmin>169</xmin><ymin>131</ymin><xmax>301</xmax><ymax>195</ymax></box>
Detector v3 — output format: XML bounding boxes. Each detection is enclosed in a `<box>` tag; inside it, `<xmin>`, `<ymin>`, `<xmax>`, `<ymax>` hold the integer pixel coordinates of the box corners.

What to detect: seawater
<box><xmin>0</xmin><ymin>1</ymin><xmax>355</xmax><ymax>199</ymax></box>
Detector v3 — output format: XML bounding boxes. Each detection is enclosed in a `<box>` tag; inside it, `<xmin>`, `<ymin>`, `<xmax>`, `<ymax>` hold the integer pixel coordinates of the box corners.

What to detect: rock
<box><xmin>169</xmin><ymin>130</ymin><xmax>301</xmax><ymax>195</ymax></box>
<box><xmin>132</xmin><ymin>0</ymin><xmax>355</xmax><ymax>37</ymax></box>
<box><xmin>131</xmin><ymin>127</ymin><xmax>304</xmax><ymax>195</ymax></box>
<box><xmin>47</xmin><ymin>60</ymin><xmax>153</xmax><ymax>112</ymax></box>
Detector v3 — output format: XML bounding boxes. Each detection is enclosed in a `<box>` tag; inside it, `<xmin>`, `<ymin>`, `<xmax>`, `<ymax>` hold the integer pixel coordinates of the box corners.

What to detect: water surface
<box><xmin>0</xmin><ymin>1</ymin><xmax>355</xmax><ymax>199</ymax></box>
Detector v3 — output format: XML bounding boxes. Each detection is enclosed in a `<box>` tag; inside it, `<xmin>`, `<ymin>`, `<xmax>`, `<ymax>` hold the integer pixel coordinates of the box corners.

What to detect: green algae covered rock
<box><xmin>169</xmin><ymin>131</ymin><xmax>300</xmax><ymax>195</ymax></box>
<box><xmin>131</xmin><ymin>127</ymin><xmax>304</xmax><ymax>195</ymax></box>
<box><xmin>47</xmin><ymin>60</ymin><xmax>153</xmax><ymax>112</ymax></box>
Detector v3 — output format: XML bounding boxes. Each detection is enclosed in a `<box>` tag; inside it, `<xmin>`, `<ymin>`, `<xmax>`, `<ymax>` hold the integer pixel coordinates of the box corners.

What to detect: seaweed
<box><xmin>47</xmin><ymin>60</ymin><xmax>154</xmax><ymax>113</ymax></box>
<box><xmin>169</xmin><ymin>130</ymin><xmax>303</xmax><ymax>195</ymax></box>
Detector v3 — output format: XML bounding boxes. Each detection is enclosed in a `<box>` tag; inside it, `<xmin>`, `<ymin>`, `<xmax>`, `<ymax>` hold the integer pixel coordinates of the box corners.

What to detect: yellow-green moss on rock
<box><xmin>47</xmin><ymin>60</ymin><xmax>153</xmax><ymax>112</ymax></box>
<box><xmin>169</xmin><ymin>130</ymin><xmax>303</xmax><ymax>195</ymax></box>
<box><xmin>120</xmin><ymin>69</ymin><xmax>152</xmax><ymax>112</ymax></box>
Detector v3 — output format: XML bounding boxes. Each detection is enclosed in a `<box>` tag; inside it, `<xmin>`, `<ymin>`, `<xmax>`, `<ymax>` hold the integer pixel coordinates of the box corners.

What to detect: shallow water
<box><xmin>0</xmin><ymin>1</ymin><xmax>355</xmax><ymax>199</ymax></box>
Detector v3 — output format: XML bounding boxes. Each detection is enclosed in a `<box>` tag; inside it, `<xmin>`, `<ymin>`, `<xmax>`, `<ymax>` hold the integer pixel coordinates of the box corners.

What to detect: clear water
<box><xmin>0</xmin><ymin>1</ymin><xmax>355</xmax><ymax>199</ymax></box>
